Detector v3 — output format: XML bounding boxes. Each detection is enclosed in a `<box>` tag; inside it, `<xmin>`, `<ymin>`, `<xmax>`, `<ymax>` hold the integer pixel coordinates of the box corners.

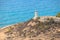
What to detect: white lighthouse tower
<box><xmin>33</xmin><ymin>10</ymin><xmax>38</xmax><ymax>20</ymax></box>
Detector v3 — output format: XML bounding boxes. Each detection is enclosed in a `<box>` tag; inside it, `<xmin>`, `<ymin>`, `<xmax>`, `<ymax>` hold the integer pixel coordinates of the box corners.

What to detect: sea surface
<box><xmin>0</xmin><ymin>0</ymin><xmax>60</xmax><ymax>28</ymax></box>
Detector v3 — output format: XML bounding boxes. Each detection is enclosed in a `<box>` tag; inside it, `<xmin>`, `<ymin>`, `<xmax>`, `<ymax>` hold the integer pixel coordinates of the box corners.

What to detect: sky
<box><xmin>0</xmin><ymin>0</ymin><xmax>60</xmax><ymax>27</ymax></box>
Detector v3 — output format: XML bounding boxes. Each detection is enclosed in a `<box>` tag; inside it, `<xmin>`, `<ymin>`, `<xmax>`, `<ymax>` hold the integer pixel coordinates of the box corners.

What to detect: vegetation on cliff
<box><xmin>56</xmin><ymin>12</ymin><xmax>60</xmax><ymax>17</ymax></box>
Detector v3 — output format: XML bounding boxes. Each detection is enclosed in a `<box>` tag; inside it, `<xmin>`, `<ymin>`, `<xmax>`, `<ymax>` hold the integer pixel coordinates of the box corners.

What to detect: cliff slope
<box><xmin>0</xmin><ymin>16</ymin><xmax>60</xmax><ymax>40</ymax></box>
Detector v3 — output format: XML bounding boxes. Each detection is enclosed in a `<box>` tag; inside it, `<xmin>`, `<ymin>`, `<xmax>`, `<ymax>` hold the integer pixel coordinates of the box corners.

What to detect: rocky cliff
<box><xmin>0</xmin><ymin>16</ymin><xmax>60</xmax><ymax>40</ymax></box>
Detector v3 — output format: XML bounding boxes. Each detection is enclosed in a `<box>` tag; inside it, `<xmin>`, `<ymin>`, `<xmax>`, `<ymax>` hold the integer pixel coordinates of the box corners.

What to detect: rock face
<box><xmin>0</xmin><ymin>16</ymin><xmax>60</xmax><ymax>40</ymax></box>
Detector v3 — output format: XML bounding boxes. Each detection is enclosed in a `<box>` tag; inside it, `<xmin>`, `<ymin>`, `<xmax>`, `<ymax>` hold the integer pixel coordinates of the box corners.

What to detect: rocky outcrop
<box><xmin>0</xmin><ymin>16</ymin><xmax>60</xmax><ymax>40</ymax></box>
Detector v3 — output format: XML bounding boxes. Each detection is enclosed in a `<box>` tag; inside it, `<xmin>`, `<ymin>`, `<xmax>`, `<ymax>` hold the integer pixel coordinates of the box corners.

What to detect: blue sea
<box><xmin>0</xmin><ymin>0</ymin><xmax>60</xmax><ymax>28</ymax></box>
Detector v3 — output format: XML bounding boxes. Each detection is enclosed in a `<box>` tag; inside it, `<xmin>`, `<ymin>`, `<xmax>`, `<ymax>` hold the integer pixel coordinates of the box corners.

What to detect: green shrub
<box><xmin>56</xmin><ymin>13</ymin><xmax>60</xmax><ymax>17</ymax></box>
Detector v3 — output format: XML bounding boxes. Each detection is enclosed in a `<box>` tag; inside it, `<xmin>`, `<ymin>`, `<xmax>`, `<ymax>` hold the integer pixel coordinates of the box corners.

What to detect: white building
<box><xmin>33</xmin><ymin>10</ymin><xmax>38</xmax><ymax>19</ymax></box>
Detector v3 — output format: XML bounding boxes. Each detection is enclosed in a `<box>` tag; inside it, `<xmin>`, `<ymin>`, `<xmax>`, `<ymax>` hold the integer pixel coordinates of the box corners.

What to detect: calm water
<box><xmin>0</xmin><ymin>0</ymin><xmax>60</xmax><ymax>27</ymax></box>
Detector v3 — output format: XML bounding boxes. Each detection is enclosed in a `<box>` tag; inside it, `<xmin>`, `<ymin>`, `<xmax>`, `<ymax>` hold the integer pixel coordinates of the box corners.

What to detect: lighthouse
<box><xmin>33</xmin><ymin>10</ymin><xmax>38</xmax><ymax>20</ymax></box>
